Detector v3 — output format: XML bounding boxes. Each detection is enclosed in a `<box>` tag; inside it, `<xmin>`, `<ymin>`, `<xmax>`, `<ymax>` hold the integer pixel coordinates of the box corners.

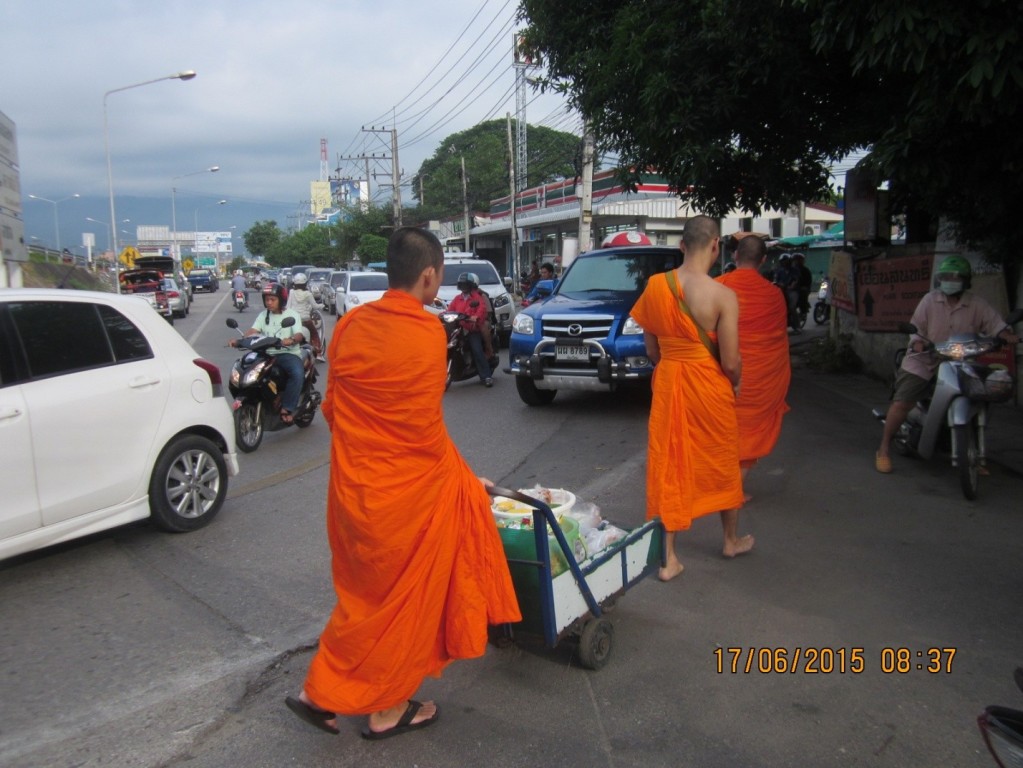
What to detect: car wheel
<box><xmin>148</xmin><ymin>435</ymin><xmax>228</xmax><ymax>532</ymax></box>
<box><xmin>234</xmin><ymin>402</ymin><xmax>264</xmax><ymax>453</ymax></box>
<box><xmin>516</xmin><ymin>376</ymin><xmax>556</xmax><ymax>406</ymax></box>
<box><xmin>166</xmin><ymin>315</ymin><xmax>174</xmax><ymax>325</ymax></box>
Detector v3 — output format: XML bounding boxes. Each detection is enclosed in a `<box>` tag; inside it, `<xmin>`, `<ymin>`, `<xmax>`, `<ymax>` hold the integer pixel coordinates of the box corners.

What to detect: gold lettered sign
<box><xmin>855</xmin><ymin>254</ymin><xmax>934</xmax><ymax>332</ymax></box>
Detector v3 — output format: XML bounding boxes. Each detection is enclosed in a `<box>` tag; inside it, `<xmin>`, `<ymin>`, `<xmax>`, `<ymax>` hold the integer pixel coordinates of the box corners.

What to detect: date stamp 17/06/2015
<box><xmin>713</xmin><ymin>647</ymin><xmax>957</xmax><ymax>675</ymax></box>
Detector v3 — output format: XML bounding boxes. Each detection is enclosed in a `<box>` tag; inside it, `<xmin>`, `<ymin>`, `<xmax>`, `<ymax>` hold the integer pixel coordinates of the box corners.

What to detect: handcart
<box><xmin>488</xmin><ymin>486</ymin><xmax>664</xmax><ymax>669</ymax></box>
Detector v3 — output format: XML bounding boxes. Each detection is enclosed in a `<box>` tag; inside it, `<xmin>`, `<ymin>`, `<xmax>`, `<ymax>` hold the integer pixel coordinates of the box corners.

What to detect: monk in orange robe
<box><xmin>630</xmin><ymin>215</ymin><xmax>752</xmax><ymax>581</ymax></box>
<box><xmin>717</xmin><ymin>235</ymin><xmax>791</xmax><ymax>494</ymax></box>
<box><xmin>286</xmin><ymin>227</ymin><xmax>521</xmax><ymax>740</ymax></box>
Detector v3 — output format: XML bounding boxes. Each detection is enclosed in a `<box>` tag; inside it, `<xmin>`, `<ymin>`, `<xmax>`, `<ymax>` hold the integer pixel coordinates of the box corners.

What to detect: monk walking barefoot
<box><xmin>631</xmin><ymin>216</ymin><xmax>751</xmax><ymax>575</ymax></box>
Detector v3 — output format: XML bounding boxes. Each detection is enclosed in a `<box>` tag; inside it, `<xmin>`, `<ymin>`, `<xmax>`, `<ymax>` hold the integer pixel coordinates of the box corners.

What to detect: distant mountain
<box><xmin>21</xmin><ymin>194</ymin><xmax>302</xmax><ymax>257</ymax></box>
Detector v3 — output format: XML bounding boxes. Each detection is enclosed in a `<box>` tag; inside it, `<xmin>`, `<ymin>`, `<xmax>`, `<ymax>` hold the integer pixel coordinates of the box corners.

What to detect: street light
<box><xmin>86</xmin><ymin>217</ymin><xmax>112</xmax><ymax>252</ymax></box>
<box><xmin>194</xmin><ymin>200</ymin><xmax>227</xmax><ymax>270</ymax></box>
<box><xmin>27</xmin><ymin>193</ymin><xmax>79</xmax><ymax>252</ymax></box>
<box><xmin>104</xmin><ymin>70</ymin><xmax>197</xmax><ymax>292</ymax></box>
<box><xmin>172</xmin><ymin>165</ymin><xmax>219</xmax><ymax>262</ymax></box>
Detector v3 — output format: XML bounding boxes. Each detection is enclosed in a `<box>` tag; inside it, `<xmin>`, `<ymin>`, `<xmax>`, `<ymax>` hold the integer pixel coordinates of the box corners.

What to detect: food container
<box><xmin>492</xmin><ymin>488</ymin><xmax>576</xmax><ymax>521</ymax></box>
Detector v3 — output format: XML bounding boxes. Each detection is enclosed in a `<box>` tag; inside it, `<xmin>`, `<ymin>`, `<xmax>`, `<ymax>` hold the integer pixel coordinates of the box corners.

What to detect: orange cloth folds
<box><xmin>717</xmin><ymin>269</ymin><xmax>791</xmax><ymax>463</ymax></box>
<box><xmin>306</xmin><ymin>290</ymin><xmax>520</xmax><ymax>716</ymax></box>
<box><xmin>631</xmin><ymin>274</ymin><xmax>744</xmax><ymax>532</ymax></box>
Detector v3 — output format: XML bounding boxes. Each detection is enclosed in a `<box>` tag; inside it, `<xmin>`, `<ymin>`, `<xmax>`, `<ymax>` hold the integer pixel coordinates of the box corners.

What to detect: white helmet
<box><xmin>292</xmin><ymin>272</ymin><xmax>308</xmax><ymax>287</ymax></box>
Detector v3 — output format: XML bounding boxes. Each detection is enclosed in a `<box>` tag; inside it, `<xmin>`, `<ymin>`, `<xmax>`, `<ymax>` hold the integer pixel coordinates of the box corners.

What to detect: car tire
<box><xmin>516</xmin><ymin>376</ymin><xmax>556</xmax><ymax>406</ymax></box>
<box><xmin>148</xmin><ymin>435</ymin><xmax>228</xmax><ymax>532</ymax></box>
<box><xmin>166</xmin><ymin>315</ymin><xmax>174</xmax><ymax>326</ymax></box>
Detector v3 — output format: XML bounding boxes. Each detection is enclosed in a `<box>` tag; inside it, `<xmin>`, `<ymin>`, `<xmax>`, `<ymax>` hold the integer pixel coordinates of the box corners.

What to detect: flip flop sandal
<box><xmin>360</xmin><ymin>700</ymin><xmax>440</xmax><ymax>741</ymax></box>
<box><xmin>280</xmin><ymin>410</ymin><xmax>294</xmax><ymax>424</ymax></box>
<box><xmin>285</xmin><ymin>696</ymin><xmax>339</xmax><ymax>735</ymax></box>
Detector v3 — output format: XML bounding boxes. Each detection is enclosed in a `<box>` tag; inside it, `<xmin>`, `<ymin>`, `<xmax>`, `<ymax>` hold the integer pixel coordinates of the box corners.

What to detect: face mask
<box><xmin>939</xmin><ymin>280</ymin><xmax>964</xmax><ymax>296</ymax></box>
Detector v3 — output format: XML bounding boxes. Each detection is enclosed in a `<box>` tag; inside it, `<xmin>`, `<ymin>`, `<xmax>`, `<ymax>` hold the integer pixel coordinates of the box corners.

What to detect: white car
<box><xmin>436</xmin><ymin>254</ymin><xmax>515</xmax><ymax>345</ymax></box>
<box><xmin>335</xmin><ymin>271</ymin><xmax>389</xmax><ymax>317</ymax></box>
<box><xmin>0</xmin><ymin>288</ymin><xmax>240</xmax><ymax>561</ymax></box>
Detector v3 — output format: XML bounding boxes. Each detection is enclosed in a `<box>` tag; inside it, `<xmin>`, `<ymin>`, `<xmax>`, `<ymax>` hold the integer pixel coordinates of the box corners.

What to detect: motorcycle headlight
<box><xmin>242</xmin><ymin>359</ymin><xmax>269</xmax><ymax>387</ymax></box>
<box><xmin>622</xmin><ymin>316</ymin><xmax>644</xmax><ymax>335</ymax></box>
<box><xmin>935</xmin><ymin>339</ymin><xmax>992</xmax><ymax>360</ymax></box>
<box><xmin>513</xmin><ymin>313</ymin><xmax>534</xmax><ymax>335</ymax></box>
<box><xmin>440</xmin><ymin>312</ymin><xmax>460</xmax><ymax>324</ymax></box>
<box><xmin>229</xmin><ymin>367</ymin><xmax>241</xmax><ymax>386</ymax></box>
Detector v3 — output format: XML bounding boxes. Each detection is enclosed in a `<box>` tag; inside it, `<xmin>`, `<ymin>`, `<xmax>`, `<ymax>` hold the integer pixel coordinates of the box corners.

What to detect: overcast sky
<box><xmin>3</xmin><ymin>0</ymin><xmax>574</xmax><ymax>233</ymax></box>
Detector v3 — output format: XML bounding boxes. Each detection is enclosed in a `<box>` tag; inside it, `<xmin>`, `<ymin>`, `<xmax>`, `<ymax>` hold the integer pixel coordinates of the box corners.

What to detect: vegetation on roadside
<box><xmin>803</xmin><ymin>333</ymin><xmax>863</xmax><ymax>374</ymax></box>
<box><xmin>21</xmin><ymin>262</ymin><xmax>113</xmax><ymax>292</ymax></box>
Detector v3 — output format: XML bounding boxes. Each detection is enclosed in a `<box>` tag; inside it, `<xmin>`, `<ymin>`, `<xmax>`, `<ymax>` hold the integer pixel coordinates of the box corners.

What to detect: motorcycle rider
<box><xmin>792</xmin><ymin>253</ymin><xmax>812</xmax><ymax>318</ymax></box>
<box><xmin>229</xmin><ymin>283</ymin><xmax>307</xmax><ymax>424</ymax></box>
<box><xmin>447</xmin><ymin>272</ymin><xmax>494</xmax><ymax>387</ymax></box>
<box><xmin>286</xmin><ymin>272</ymin><xmax>325</xmax><ymax>362</ymax></box>
<box><xmin>230</xmin><ymin>269</ymin><xmax>248</xmax><ymax>307</ymax></box>
<box><xmin>875</xmin><ymin>255</ymin><xmax>1019</xmax><ymax>473</ymax></box>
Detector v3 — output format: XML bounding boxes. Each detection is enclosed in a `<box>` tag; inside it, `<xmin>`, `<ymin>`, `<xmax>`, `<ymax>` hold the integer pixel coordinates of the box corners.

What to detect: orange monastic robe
<box><xmin>717</xmin><ymin>269</ymin><xmax>791</xmax><ymax>464</ymax></box>
<box><xmin>304</xmin><ymin>289</ymin><xmax>521</xmax><ymax>715</ymax></box>
<box><xmin>631</xmin><ymin>273</ymin><xmax>744</xmax><ymax>532</ymax></box>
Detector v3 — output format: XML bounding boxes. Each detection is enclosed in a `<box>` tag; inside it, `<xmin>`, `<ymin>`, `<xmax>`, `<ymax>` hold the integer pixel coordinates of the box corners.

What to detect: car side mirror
<box><xmin>535</xmin><ymin>278</ymin><xmax>556</xmax><ymax>298</ymax></box>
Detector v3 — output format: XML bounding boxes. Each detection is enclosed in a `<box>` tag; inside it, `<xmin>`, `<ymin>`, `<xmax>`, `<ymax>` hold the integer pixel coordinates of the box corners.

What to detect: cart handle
<box><xmin>487</xmin><ymin>485</ymin><xmax>602</xmax><ymax>619</ymax></box>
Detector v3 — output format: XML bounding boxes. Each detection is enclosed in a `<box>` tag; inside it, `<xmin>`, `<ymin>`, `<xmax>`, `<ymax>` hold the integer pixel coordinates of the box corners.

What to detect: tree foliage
<box><xmin>243</xmin><ymin>220</ymin><xmax>283</xmax><ymax>259</ymax></box>
<box><xmin>518</xmin><ymin>0</ymin><xmax>1023</xmax><ymax>251</ymax></box>
<box><xmin>410</xmin><ymin>120</ymin><xmax>581</xmax><ymax>217</ymax></box>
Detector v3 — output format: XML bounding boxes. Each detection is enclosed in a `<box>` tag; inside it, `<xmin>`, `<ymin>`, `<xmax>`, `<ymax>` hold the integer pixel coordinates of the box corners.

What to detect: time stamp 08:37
<box><xmin>713</xmin><ymin>647</ymin><xmax>957</xmax><ymax>675</ymax></box>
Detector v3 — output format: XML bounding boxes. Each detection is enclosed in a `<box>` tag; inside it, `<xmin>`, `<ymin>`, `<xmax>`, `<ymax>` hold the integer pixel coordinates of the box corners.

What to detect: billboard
<box><xmin>194</xmin><ymin>232</ymin><xmax>233</xmax><ymax>253</ymax></box>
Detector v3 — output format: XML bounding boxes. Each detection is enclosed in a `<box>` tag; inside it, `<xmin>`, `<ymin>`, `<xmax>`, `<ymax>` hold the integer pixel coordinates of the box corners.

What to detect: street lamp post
<box><xmin>27</xmin><ymin>193</ymin><xmax>79</xmax><ymax>252</ymax></box>
<box><xmin>85</xmin><ymin>217</ymin><xmax>112</xmax><ymax>252</ymax></box>
<box><xmin>194</xmin><ymin>200</ymin><xmax>227</xmax><ymax>272</ymax></box>
<box><xmin>172</xmin><ymin>166</ymin><xmax>219</xmax><ymax>263</ymax></box>
<box><xmin>105</xmin><ymin>70</ymin><xmax>197</xmax><ymax>292</ymax></box>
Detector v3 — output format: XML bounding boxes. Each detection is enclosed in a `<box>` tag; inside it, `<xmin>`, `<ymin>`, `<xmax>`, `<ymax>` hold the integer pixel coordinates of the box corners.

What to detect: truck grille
<box><xmin>540</xmin><ymin>314</ymin><xmax>614</xmax><ymax>341</ymax></box>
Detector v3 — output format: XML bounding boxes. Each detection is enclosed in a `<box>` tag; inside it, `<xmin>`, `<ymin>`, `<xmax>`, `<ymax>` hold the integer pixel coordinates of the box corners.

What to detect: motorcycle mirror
<box><xmin>226</xmin><ymin>318</ymin><xmax>239</xmax><ymax>329</ymax></box>
<box><xmin>281</xmin><ymin>316</ymin><xmax>296</xmax><ymax>328</ymax></box>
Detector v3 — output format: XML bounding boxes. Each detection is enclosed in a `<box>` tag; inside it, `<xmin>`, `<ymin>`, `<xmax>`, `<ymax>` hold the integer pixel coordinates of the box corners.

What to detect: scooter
<box><xmin>872</xmin><ymin>309</ymin><xmax>1022</xmax><ymax>499</ymax></box>
<box><xmin>233</xmin><ymin>290</ymin><xmax>248</xmax><ymax>312</ymax></box>
<box><xmin>813</xmin><ymin>277</ymin><xmax>831</xmax><ymax>325</ymax></box>
<box><xmin>225</xmin><ymin>316</ymin><xmax>322</xmax><ymax>453</ymax></box>
<box><xmin>440</xmin><ymin>307</ymin><xmax>500</xmax><ymax>390</ymax></box>
<box><xmin>978</xmin><ymin>668</ymin><xmax>1023</xmax><ymax>766</ymax></box>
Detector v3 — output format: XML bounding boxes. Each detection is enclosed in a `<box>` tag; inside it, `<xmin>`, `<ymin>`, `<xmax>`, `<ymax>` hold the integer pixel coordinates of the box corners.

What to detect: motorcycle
<box><xmin>233</xmin><ymin>290</ymin><xmax>248</xmax><ymax>312</ymax></box>
<box><xmin>440</xmin><ymin>307</ymin><xmax>500</xmax><ymax>390</ymax></box>
<box><xmin>225</xmin><ymin>316</ymin><xmax>322</xmax><ymax>453</ymax></box>
<box><xmin>813</xmin><ymin>277</ymin><xmax>831</xmax><ymax>325</ymax></box>
<box><xmin>872</xmin><ymin>309</ymin><xmax>1022</xmax><ymax>499</ymax></box>
<box><xmin>978</xmin><ymin>668</ymin><xmax>1023</xmax><ymax>766</ymax></box>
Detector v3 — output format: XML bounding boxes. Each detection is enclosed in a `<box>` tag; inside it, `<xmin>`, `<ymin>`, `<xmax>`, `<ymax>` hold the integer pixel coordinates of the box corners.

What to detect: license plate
<box><xmin>555</xmin><ymin>343</ymin><xmax>589</xmax><ymax>362</ymax></box>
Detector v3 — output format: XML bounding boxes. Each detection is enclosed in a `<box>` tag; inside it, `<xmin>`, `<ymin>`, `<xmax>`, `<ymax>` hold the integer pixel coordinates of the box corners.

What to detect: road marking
<box><xmin>187</xmin><ymin>287</ymin><xmax>232</xmax><ymax>348</ymax></box>
<box><xmin>227</xmin><ymin>454</ymin><xmax>330</xmax><ymax>499</ymax></box>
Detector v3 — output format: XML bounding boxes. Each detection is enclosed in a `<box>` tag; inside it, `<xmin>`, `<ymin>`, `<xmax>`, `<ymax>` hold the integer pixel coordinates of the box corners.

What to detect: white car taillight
<box><xmin>193</xmin><ymin>358</ymin><xmax>224</xmax><ymax>398</ymax></box>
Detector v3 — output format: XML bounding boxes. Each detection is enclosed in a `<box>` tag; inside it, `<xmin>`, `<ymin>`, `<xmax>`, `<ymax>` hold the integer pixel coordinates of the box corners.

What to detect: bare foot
<box><xmin>723</xmin><ymin>534</ymin><xmax>755</xmax><ymax>558</ymax></box>
<box><xmin>658</xmin><ymin>560</ymin><xmax>684</xmax><ymax>582</ymax></box>
<box><xmin>367</xmin><ymin>700</ymin><xmax>437</xmax><ymax>733</ymax></box>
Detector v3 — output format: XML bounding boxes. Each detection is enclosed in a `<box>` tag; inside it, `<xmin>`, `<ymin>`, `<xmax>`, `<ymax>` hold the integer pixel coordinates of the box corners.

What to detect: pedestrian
<box><xmin>717</xmin><ymin>235</ymin><xmax>791</xmax><ymax>498</ymax></box>
<box><xmin>630</xmin><ymin>215</ymin><xmax>753</xmax><ymax>582</ymax></box>
<box><xmin>875</xmin><ymin>255</ymin><xmax>1019</xmax><ymax>473</ymax></box>
<box><xmin>285</xmin><ymin>227</ymin><xmax>520</xmax><ymax>740</ymax></box>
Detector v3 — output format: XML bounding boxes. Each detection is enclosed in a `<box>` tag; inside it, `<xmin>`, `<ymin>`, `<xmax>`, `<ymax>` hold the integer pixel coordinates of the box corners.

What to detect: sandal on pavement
<box><xmin>285</xmin><ymin>696</ymin><xmax>339</xmax><ymax>735</ymax></box>
<box><xmin>875</xmin><ymin>452</ymin><xmax>893</xmax><ymax>474</ymax></box>
<box><xmin>360</xmin><ymin>700</ymin><xmax>440</xmax><ymax>741</ymax></box>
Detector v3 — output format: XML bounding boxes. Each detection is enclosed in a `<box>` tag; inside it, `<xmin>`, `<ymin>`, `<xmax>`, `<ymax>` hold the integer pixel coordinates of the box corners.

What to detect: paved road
<box><xmin>1</xmin><ymin>297</ymin><xmax>1020</xmax><ymax>767</ymax></box>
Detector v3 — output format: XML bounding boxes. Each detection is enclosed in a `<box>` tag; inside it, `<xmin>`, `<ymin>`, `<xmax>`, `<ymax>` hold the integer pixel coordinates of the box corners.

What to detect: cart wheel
<box><xmin>577</xmin><ymin>617</ymin><xmax>614</xmax><ymax>670</ymax></box>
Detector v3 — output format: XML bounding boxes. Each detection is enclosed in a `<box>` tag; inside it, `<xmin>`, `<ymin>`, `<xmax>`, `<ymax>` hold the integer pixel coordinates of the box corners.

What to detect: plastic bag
<box><xmin>584</xmin><ymin>521</ymin><xmax>628</xmax><ymax>555</ymax></box>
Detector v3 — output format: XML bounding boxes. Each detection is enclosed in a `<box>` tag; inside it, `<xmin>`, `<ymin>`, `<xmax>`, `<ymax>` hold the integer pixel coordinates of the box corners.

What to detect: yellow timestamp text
<box><xmin>713</xmin><ymin>647</ymin><xmax>957</xmax><ymax>674</ymax></box>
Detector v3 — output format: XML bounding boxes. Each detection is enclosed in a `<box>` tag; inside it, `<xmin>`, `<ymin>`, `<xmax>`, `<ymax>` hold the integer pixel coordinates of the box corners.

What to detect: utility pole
<box><xmin>506</xmin><ymin>113</ymin><xmax>519</xmax><ymax>283</ymax></box>
<box><xmin>461</xmin><ymin>156</ymin><xmax>470</xmax><ymax>252</ymax></box>
<box><xmin>577</xmin><ymin>126</ymin><xmax>595</xmax><ymax>253</ymax></box>
<box><xmin>361</xmin><ymin>126</ymin><xmax>401</xmax><ymax>225</ymax></box>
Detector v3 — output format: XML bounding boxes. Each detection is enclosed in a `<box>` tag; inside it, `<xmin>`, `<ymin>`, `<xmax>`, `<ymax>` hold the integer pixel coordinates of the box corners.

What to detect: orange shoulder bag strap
<box><xmin>665</xmin><ymin>269</ymin><xmax>720</xmax><ymax>362</ymax></box>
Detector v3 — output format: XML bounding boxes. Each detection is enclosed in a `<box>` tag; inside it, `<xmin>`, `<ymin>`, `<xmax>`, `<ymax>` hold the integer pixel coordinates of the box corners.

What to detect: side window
<box><xmin>99</xmin><ymin>305</ymin><xmax>153</xmax><ymax>362</ymax></box>
<box><xmin>9</xmin><ymin>301</ymin><xmax>115</xmax><ymax>379</ymax></box>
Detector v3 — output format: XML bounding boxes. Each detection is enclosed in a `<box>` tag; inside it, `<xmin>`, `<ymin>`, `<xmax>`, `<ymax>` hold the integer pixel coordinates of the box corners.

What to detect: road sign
<box><xmin>119</xmin><ymin>246</ymin><xmax>140</xmax><ymax>267</ymax></box>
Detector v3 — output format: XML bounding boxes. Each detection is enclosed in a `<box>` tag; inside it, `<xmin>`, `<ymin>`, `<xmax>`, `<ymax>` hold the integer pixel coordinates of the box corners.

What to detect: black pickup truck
<box><xmin>187</xmin><ymin>268</ymin><xmax>219</xmax><ymax>293</ymax></box>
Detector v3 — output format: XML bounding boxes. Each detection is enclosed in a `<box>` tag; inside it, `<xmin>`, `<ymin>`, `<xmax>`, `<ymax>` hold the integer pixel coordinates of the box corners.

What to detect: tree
<box><xmin>243</xmin><ymin>220</ymin><xmax>283</xmax><ymax>260</ymax></box>
<box><xmin>410</xmin><ymin>120</ymin><xmax>582</xmax><ymax>218</ymax></box>
<box><xmin>518</xmin><ymin>0</ymin><xmax>1023</xmax><ymax>254</ymax></box>
<box><xmin>265</xmin><ymin>224</ymin><xmax>335</xmax><ymax>268</ymax></box>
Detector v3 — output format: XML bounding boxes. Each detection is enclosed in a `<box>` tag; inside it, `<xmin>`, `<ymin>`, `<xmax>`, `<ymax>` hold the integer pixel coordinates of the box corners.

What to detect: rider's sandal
<box><xmin>280</xmin><ymin>410</ymin><xmax>294</xmax><ymax>425</ymax></box>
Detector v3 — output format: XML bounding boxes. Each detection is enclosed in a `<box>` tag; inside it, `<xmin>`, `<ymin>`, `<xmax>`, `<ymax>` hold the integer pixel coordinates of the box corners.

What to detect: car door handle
<box><xmin>0</xmin><ymin>405</ymin><xmax>23</xmax><ymax>421</ymax></box>
<box><xmin>127</xmin><ymin>376</ymin><xmax>162</xmax><ymax>389</ymax></box>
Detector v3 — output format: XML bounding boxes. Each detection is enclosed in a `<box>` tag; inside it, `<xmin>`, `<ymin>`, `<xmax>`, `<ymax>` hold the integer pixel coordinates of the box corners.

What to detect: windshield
<box><xmin>329</xmin><ymin>272</ymin><xmax>347</xmax><ymax>286</ymax></box>
<box><xmin>442</xmin><ymin>262</ymin><xmax>501</xmax><ymax>287</ymax></box>
<box><xmin>349</xmin><ymin>273</ymin><xmax>389</xmax><ymax>291</ymax></box>
<box><xmin>309</xmin><ymin>270</ymin><xmax>330</xmax><ymax>281</ymax></box>
<box><xmin>558</xmin><ymin>251</ymin><xmax>681</xmax><ymax>294</ymax></box>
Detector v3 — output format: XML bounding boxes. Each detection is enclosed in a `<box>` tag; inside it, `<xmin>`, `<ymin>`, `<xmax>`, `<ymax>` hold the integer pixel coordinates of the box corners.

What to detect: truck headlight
<box><xmin>493</xmin><ymin>293</ymin><xmax>511</xmax><ymax>309</ymax></box>
<box><xmin>513</xmin><ymin>313</ymin><xmax>534</xmax><ymax>335</ymax></box>
<box><xmin>622</xmin><ymin>317</ymin><xmax>644</xmax><ymax>335</ymax></box>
